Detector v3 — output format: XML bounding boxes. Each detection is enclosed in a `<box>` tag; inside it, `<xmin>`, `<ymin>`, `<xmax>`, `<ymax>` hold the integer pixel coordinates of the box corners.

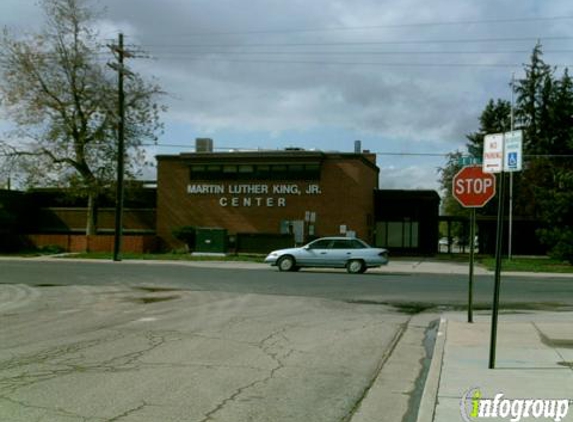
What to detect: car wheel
<box><xmin>277</xmin><ymin>255</ymin><xmax>296</xmax><ymax>272</ymax></box>
<box><xmin>347</xmin><ymin>259</ymin><xmax>365</xmax><ymax>274</ymax></box>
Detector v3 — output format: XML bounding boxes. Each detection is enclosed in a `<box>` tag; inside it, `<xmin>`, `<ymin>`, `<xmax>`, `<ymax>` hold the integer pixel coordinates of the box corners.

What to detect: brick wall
<box><xmin>26</xmin><ymin>234</ymin><xmax>158</xmax><ymax>253</ymax></box>
<box><xmin>156</xmin><ymin>153</ymin><xmax>378</xmax><ymax>250</ymax></box>
<box><xmin>32</xmin><ymin>208</ymin><xmax>156</xmax><ymax>233</ymax></box>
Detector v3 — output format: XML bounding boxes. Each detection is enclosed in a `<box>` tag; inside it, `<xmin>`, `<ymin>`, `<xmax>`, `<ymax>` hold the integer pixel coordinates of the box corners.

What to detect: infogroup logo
<box><xmin>460</xmin><ymin>388</ymin><xmax>570</xmax><ymax>422</ymax></box>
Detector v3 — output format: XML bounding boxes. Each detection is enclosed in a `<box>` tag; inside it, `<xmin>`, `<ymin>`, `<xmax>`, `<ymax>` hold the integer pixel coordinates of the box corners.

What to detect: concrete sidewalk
<box><xmin>419</xmin><ymin>311</ymin><xmax>573</xmax><ymax>422</ymax></box>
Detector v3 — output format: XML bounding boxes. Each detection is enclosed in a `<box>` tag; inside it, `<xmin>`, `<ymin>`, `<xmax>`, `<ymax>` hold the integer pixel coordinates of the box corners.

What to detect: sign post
<box><xmin>489</xmin><ymin>171</ymin><xmax>506</xmax><ymax>369</ymax></box>
<box><xmin>452</xmin><ymin>165</ymin><xmax>496</xmax><ymax>323</ymax></box>
<box><xmin>484</xmin><ymin>130</ymin><xmax>523</xmax><ymax>369</ymax></box>
<box><xmin>468</xmin><ymin>208</ymin><xmax>476</xmax><ymax>322</ymax></box>
<box><xmin>504</xmin><ymin>131</ymin><xmax>523</xmax><ymax>260</ymax></box>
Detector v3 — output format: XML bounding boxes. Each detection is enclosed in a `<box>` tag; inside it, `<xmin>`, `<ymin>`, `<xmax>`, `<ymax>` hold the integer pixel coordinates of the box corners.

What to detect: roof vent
<box><xmin>196</xmin><ymin>138</ymin><xmax>213</xmax><ymax>153</ymax></box>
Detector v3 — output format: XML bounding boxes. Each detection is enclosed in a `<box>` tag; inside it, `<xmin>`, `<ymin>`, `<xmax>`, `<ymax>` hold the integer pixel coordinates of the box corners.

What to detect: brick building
<box><xmin>156</xmin><ymin>142</ymin><xmax>379</xmax><ymax>250</ymax></box>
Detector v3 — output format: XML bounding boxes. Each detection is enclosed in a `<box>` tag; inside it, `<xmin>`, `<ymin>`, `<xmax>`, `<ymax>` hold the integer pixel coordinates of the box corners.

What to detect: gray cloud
<box><xmin>2</xmin><ymin>0</ymin><xmax>573</xmax><ymax>188</ymax></box>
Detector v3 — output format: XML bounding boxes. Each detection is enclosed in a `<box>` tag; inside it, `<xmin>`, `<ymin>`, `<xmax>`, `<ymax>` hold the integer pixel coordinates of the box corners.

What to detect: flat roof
<box><xmin>157</xmin><ymin>150</ymin><xmax>379</xmax><ymax>171</ymax></box>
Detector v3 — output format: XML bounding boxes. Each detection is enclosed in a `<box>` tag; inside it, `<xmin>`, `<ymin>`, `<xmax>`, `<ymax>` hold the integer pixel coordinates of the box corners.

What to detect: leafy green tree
<box><xmin>513</xmin><ymin>46</ymin><xmax>573</xmax><ymax>225</ymax></box>
<box><xmin>439</xmin><ymin>99</ymin><xmax>510</xmax><ymax>218</ymax></box>
<box><xmin>440</xmin><ymin>43</ymin><xmax>573</xmax><ymax>261</ymax></box>
<box><xmin>438</xmin><ymin>150</ymin><xmax>464</xmax><ymax>216</ymax></box>
<box><xmin>527</xmin><ymin>69</ymin><xmax>573</xmax><ymax>262</ymax></box>
<box><xmin>466</xmin><ymin>99</ymin><xmax>511</xmax><ymax>158</ymax></box>
<box><xmin>0</xmin><ymin>0</ymin><xmax>165</xmax><ymax>235</ymax></box>
<box><xmin>514</xmin><ymin>43</ymin><xmax>554</xmax><ymax>155</ymax></box>
<box><xmin>536</xmin><ymin>169</ymin><xmax>573</xmax><ymax>263</ymax></box>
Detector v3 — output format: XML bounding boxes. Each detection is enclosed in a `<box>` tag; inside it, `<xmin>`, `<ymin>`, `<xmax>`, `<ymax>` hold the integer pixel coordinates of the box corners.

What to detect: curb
<box><xmin>416</xmin><ymin>317</ymin><xmax>448</xmax><ymax>422</ymax></box>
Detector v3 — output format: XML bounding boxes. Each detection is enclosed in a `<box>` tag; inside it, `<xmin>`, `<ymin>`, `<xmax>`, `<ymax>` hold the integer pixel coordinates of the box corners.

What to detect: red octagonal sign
<box><xmin>453</xmin><ymin>165</ymin><xmax>496</xmax><ymax>208</ymax></box>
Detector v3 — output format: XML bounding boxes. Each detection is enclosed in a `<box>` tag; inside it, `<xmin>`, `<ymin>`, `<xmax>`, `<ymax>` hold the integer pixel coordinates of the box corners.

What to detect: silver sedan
<box><xmin>264</xmin><ymin>237</ymin><xmax>389</xmax><ymax>274</ymax></box>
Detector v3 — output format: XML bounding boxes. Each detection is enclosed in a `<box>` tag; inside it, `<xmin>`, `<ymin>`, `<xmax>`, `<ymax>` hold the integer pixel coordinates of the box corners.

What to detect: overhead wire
<box><xmin>133</xmin><ymin>58</ymin><xmax>542</xmax><ymax>68</ymax></box>
<box><xmin>151</xmin><ymin>15</ymin><xmax>573</xmax><ymax>36</ymax></box>
<box><xmin>139</xmin><ymin>144</ymin><xmax>573</xmax><ymax>159</ymax></box>
<box><xmin>137</xmin><ymin>36</ymin><xmax>573</xmax><ymax>49</ymax></box>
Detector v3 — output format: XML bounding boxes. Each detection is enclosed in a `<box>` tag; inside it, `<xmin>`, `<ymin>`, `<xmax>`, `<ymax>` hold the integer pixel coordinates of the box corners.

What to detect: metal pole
<box><xmin>113</xmin><ymin>33</ymin><xmax>125</xmax><ymax>262</ymax></box>
<box><xmin>468</xmin><ymin>208</ymin><xmax>476</xmax><ymax>323</ymax></box>
<box><xmin>489</xmin><ymin>171</ymin><xmax>506</xmax><ymax>369</ymax></box>
<box><xmin>509</xmin><ymin>173</ymin><xmax>513</xmax><ymax>260</ymax></box>
<box><xmin>508</xmin><ymin>73</ymin><xmax>515</xmax><ymax>260</ymax></box>
<box><xmin>447</xmin><ymin>220</ymin><xmax>452</xmax><ymax>254</ymax></box>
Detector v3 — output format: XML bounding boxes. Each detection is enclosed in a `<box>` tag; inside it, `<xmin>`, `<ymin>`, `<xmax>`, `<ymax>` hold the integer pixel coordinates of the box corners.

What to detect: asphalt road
<box><xmin>0</xmin><ymin>260</ymin><xmax>433</xmax><ymax>422</ymax></box>
<box><xmin>1</xmin><ymin>259</ymin><xmax>572</xmax><ymax>421</ymax></box>
<box><xmin>1</xmin><ymin>259</ymin><xmax>573</xmax><ymax>308</ymax></box>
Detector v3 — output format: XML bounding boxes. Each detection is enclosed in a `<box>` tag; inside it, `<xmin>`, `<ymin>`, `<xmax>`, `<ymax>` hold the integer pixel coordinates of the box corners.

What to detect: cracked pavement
<box><xmin>0</xmin><ymin>282</ymin><xmax>425</xmax><ymax>421</ymax></box>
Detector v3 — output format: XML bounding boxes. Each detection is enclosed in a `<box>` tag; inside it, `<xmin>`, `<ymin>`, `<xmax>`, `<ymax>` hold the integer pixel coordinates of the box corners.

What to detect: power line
<box><xmin>145</xmin><ymin>49</ymin><xmax>573</xmax><ymax>56</ymax></box>
<box><xmin>5</xmin><ymin>48</ymin><xmax>573</xmax><ymax>63</ymax></box>
<box><xmin>155</xmin><ymin>16</ymin><xmax>573</xmax><ymax>36</ymax></box>
<box><xmin>138</xmin><ymin>36</ymin><xmax>573</xmax><ymax>48</ymax></box>
<box><xmin>7</xmin><ymin>52</ymin><xmax>562</xmax><ymax>69</ymax></box>
<box><xmin>137</xmin><ymin>57</ymin><xmax>573</xmax><ymax>69</ymax></box>
<box><xmin>6</xmin><ymin>143</ymin><xmax>573</xmax><ymax>160</ymax></box>
<box><xmin>141</xmin><ymin>144</ymin><xmax>573</xmax><ymax>159</ymax></box>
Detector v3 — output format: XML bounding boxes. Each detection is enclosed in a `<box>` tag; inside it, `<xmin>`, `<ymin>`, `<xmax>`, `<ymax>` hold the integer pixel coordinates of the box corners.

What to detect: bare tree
<box><xmin>0</xmin><ymin>0</ymin><xmax>164</xmax><ymax>234</ymax></box>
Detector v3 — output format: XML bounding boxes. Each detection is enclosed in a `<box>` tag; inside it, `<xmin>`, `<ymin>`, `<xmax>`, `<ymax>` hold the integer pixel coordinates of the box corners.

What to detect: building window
<box><xmin>272</xmin><ymin>165</ymin><xmax>288</xmax><ymax>179</ymax></box>
<box><xmin>190</xmin><ymin>162</ymin><xmax>321</xmax><ymax>181</ymax></box>
<box><xmin>257</xmin><ymin>165</ymin><xmax>271</xmax><ymax>179</ymax></box>
<box><xmin>239</xmin><ymin>165</ymin><xmax>254</xmax><ymax>173</ymax></box>
<box><xmin>304</xmin><ymin>163</ymin><xmax>320</xmax><ymax>178</ymax></box>
<box><xmin>375</xmin><ymin>220</ymin><xmax>419</xmax><ymax>248</ymax></box>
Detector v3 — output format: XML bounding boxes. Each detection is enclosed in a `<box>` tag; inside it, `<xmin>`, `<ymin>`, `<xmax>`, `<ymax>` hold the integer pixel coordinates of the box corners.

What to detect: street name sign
<box><xmin>458</xmin><ymin>156</ymin><xmax>483</xmax><ymax>166</ymax></box>
<box><xmin>453</xmin><ymin>165</ymin><xmax>496</xmax><ymax>208</ymax></box>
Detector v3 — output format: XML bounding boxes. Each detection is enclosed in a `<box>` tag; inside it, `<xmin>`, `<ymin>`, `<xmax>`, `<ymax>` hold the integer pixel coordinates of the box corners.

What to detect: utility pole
<box><xmin>109</xmin><ymin>33</ymin><xmax>130</xmax><ymax>262</ymax></box>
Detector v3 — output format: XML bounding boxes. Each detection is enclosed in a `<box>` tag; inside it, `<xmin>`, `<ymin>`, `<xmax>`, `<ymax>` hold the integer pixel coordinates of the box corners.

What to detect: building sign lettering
<box><xmin>187</xmin><ymin>183</ymin><xmax>322</xmax><ymax>207</ymax></box>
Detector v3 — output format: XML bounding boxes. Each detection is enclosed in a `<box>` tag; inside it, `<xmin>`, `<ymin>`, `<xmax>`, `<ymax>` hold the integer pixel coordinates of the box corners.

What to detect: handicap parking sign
<box><xmin>503</xmin><ymin>131</ymin><xmax>523</xmax><ymax>172</ymax></box>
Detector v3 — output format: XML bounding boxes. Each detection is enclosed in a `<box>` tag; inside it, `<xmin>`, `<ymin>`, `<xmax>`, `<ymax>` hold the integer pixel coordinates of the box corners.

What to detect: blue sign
<box><xmin>503</xmin><ymin>131</ymin><xmax>523</xmax><ymax>172</ymax></box>
<box><xmin>507</xmin><ymin>152</ymin><xmax>518</xmax><ymax>169</ymax></box>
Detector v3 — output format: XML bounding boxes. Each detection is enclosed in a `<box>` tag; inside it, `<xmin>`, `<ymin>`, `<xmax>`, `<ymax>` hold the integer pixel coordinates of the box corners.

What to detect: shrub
<box><xmin>39</xmin><ymin>244</ymin><xmax>66</xmax><ymax>254</ymax></box>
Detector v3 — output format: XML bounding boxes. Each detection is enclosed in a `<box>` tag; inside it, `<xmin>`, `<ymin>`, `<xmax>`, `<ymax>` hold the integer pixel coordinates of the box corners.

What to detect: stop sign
<box><xmin>452</xmin><ymin>165</ymin><xmax>496</xmax><ymax>208</ymax></box>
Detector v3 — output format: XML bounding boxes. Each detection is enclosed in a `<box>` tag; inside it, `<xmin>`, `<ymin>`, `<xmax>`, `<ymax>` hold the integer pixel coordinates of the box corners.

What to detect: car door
<box><xmin>300</xmin><ymin>239</ymin><xmax>333</xmax><ymax>266</ymax></box>
<box><xmin>327</xmin><ymin>239</ymin><xmax>355</xmax><ymax>267</ymax></box>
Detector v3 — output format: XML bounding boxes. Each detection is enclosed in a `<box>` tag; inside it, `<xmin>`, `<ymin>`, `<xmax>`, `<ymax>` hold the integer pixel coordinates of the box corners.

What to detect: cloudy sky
<box><xmin>1</xmin><ymin>0</ymin><xmax>573</xmax><ymax>191</ymax></box>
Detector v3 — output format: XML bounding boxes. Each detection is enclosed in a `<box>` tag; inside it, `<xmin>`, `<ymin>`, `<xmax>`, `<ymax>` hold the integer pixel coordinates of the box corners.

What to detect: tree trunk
<box><xmin>86</xmin><ymin>193</ymin><xmax>97</xmax><ymax>236</ymax></box>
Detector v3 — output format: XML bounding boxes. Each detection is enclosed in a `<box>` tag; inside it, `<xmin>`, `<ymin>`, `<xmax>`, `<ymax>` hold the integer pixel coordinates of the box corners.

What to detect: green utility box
<box><xmin>194</xmin><ymin>228</ymin><xmax>228</xmax><ymax>254</ymax></box>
